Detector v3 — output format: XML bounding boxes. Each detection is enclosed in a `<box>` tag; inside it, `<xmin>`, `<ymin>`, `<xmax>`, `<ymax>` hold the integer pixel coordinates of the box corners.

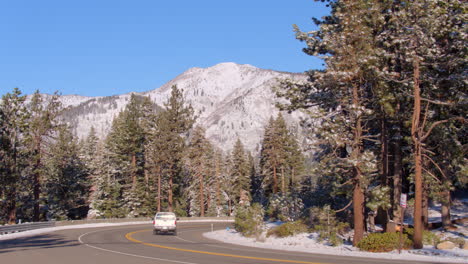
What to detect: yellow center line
<box><xmin>125</xmin><ymin>229</ymin><xmax>328</xmax><ymax>264</ymax></box>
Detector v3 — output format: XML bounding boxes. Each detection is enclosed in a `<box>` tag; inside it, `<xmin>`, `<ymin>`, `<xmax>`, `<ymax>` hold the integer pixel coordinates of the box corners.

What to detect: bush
<box><xmin>266</xmin><ymin>193</ymin><xmax>304</xmax><ymax>221</ymax></box>
<box><xmin>267</xmin><ymin>221</ymin><xmax>308</xmax><ymax>238</ymax></box>
<box><xmin>234</xmin><ymin>203</ymin><xmax>264</xmax><ymax>237</ymax></box>
<box><xmin>308</xmin><ymin>206</ymin><xmax>350</xmax><ymax>246</ymax></box>
<box><xmin>357</xmin><ymin>232</ymin><xmax>412</xmax><ymax>252</ymax></box>
<box><xmin>404</xmin><ymin>228</ymin><xmax>440</xmax><ymax>246</ymax></box>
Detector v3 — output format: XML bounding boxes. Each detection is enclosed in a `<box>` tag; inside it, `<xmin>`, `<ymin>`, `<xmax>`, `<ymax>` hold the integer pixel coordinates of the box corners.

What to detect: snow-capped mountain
<box><xmin>60</xmin><ymin>62</ymin><xmax>306</xmax><ymax>152</ymax></box>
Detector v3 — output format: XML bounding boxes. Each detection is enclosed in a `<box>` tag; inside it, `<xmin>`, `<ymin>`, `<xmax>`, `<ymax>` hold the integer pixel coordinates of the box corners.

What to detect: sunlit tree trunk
<box><xmin>411</xmin><ymin>58</ymin><xmax>423</xmax><ymax>249</ymax></box>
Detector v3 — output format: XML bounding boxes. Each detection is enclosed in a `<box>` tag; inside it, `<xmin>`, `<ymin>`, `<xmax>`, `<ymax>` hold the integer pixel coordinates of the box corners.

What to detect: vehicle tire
<box><xmin>173</xmin><ymin>230</ymin><xmax>177</xmax><ymax>236</ymax></box>
<box><xmin>153</xmin><ymin>229</ymin><xmax>157</xmax><ymax>235</ymax></box>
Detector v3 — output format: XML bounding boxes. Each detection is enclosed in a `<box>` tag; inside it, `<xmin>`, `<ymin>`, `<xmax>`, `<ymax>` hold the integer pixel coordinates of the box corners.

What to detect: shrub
<box><xmin>357</xmin><ymin>232</ymin><xmax>412</xmax><ymax>252</ymax></box>
<box><xmin>234</xmin><ymin>203</ymin><xmax>264</xmax><ymax>237</ymax></box>
<box><xmin>266</xmin><ymin>193</ymin><xmax>304</xmax><ymax>221</ymax></box>
<box><xmin>308</xmin><ymin>206</ymin><xmax>350</xmax><ymax>246</ymax></box>
<box><xmin>404</xmin><ymin>228</ymin><xmax>441</xmax><ymax>246</ymax></box>
<box><xmin>267</xmin><ymin>221</ymin><xmax>308</xmax><ymax>238</ymax></box>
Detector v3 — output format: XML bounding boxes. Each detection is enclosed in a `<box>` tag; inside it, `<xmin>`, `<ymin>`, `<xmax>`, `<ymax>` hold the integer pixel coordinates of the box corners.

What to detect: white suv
<box><xmin>153</xmin><ymin>212</ymin><xmax>177</xmax><ymax>235</ymax></box>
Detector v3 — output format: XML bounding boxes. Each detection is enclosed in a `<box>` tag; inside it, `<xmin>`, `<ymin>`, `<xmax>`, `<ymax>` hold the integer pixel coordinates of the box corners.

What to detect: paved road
<box><xmin>0</xmin><ymin>223</ymin><xmax>441</xmax><ymax>264</ymax></box>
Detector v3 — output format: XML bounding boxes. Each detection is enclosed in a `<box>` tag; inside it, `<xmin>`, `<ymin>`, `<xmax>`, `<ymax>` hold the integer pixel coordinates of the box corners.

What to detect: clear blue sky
<box><xmin>0</xmin><ymin>0</ymin><xmax>329</xmax><ymax>97</ymax></box>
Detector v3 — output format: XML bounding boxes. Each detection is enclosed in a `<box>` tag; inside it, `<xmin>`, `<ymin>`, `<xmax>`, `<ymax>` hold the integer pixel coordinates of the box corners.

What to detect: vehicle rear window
<box><xmin>156</xmin><ymin>216</ymin><xmax>175</xmax><ymax>220</ymax></box>
<box><xmin>155</xmin><ymin>213</ymin><xmax>176</xmax><ymax>220</ymax></box>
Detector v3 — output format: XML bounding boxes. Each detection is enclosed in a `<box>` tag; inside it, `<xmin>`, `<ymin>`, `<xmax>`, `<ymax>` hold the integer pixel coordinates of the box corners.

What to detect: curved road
<box><xmin>0</xmin><ymin>222</ymin><xmax>439</xmax><ymax>264</ymax></box>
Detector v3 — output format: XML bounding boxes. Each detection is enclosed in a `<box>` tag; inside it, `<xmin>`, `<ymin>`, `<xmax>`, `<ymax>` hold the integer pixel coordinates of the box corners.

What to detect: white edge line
<box><xmin>78</xmin><ymin>229</ymin><xmax>199</xmax><ymax>264</ymax></box>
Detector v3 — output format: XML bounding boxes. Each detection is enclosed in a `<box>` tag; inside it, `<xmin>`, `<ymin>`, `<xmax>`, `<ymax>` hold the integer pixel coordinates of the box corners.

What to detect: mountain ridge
<box><xmin>57</xmin><ymin>62</ymin><xmax>306</xmax><ymax>152</ymax></box>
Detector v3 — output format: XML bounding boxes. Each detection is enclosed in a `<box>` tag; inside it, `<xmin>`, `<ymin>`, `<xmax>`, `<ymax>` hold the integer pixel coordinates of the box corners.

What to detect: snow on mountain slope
<box><xmin>61</xmin><ymin>62</ymin><xmax>306</xmax><ymax>152</ymax></box>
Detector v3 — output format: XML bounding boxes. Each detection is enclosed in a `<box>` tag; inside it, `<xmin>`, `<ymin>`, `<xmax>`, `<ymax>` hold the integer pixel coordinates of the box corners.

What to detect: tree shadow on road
<box><xmin>0</xmin><ymin>234</ymin><xmax>79</xmax><ymax>254</ymax></box>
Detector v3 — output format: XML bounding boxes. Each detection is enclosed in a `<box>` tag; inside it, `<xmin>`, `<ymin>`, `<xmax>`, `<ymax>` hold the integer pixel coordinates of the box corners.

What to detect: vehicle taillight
<box><xmin>174</xmin><ymin>220</ymin><xmax>176</xmax><ymax>225</ymax></box>
<box><xmin>153</xmin><ymin>220</ymin><xmax>155</xmax><ymax>225</ymax></box>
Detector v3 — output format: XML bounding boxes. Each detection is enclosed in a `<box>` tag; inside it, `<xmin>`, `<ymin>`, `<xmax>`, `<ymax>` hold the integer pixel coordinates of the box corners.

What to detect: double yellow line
<box><xmin>126</xmin><ymin>229</ymin><xmax>326</xmax><ymax>264</ymax></box>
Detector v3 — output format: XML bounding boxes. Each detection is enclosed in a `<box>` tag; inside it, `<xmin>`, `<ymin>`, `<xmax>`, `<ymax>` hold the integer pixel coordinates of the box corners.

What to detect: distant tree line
<box><xmin>0</xmin><ymin>86</ymin><xmax>305</xmax><ymax>224</ymax></box>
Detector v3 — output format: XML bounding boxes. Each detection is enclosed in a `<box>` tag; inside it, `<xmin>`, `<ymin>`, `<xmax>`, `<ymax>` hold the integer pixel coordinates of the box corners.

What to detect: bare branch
<box><xmin>420</xmin><ymin>98</ymin><xmax>454</xmax><ymax>106</ymax></box>
<box><xmin>422</xmin><ymin>117</ymin><xmax>466</xmax><ymax>141</ymax></box>
<box><xmin>335</xmin><ymin>178</ymin><xmax>354</xmax><ymax>187</ymax></box>
<box><xmin>422</xmin><ymin>167</ymin><xmax>442</xmax><ymax>183</ymax></box>
<box><xmin>363</xmin><ymin>138</ymin><xmax>380</xmax><ymax>143</ymax></box>
<box><xmin>334</xmin><ymin>199</ymin><xmax>353</xmax><ymax>213</ymax></box>
<box><xmin>422</xmin><ymin>153</ymin><xmax>447</xmax><ymax>181</ymax></box>
<box><xmin>421</xmin><ymin>102</ymin><xmax>430</xmax><ymax>132</ymax></box>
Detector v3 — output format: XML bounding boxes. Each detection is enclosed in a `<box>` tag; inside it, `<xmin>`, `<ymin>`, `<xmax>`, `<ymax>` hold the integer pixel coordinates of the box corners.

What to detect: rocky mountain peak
<box><xmin>59</xmin><ymin>62</ymin><xmax>305</xmax><ymax>153</ymax></box>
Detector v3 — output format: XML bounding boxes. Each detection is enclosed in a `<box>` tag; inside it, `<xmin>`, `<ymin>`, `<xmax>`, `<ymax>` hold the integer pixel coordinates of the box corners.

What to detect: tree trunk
<box><xmin>411</xmin><ymin>58</ymin><xmax>423</xmax><ymax>249</ymax></box>
<box><xmin>441</xmin><ymin>166</ymin><xmax>451</xmax><ymax>229</ymax></box>
<box><xmin>422</xmin><ymin>185</ymin><xmax>429</xmax><ymax>229</ymax></box>
<box><xmin>273</xmin><ymin>164</ymin><xmax>278</xmax><ymax>194</ymax></box>
<box><xmin>199</xmin><ymin>171</ymin><xmax>205</xmax><ymax>217</ymax></box>
<box><xmin>7</xmin><ymin>190</ymin><xmax>16</xmax><ymax>224</ymax></box>
<box><xmin>351</xmin><ymin>83</ymin><xmax>365</xmax><ymax>246</ymax></box>
<box><xmin>291</xmin><ymin>167</ymin><xmax>295</xmax><ymax>191</ymax></box>
<box><xmin>391</xmin><ymin>132</ymin><xmax>403</xmax><ymax>231</ymax></box>
<box><xmin>378</xmin><ymin>116</ymin><xmax>389</xmax><ymax>230</ymax></box>
<box><xmin>441</xmin><ymin>190</ymin><xmax>451</xmax><ymax>228</ymax></box>
<box><xmin>353</xmin><ymin>177</ymin><xmax>365</xmax><ymax>246</ymax></box>
<box><xmin>131</xmin><ymin>154</ymin><xmax>137</xmax><ymax>189</ymax></box>
<box><xmin>7</xmin><ymin>136</ymin><xmax>18</xmax><ymax>224</ymax></box>
<box><xmin>281</xmin><ymin>166</ymin><xmax>285</xmax><ymax>194</ymax></box>
<box><xmin>157</xmin><ymin>166</ymin><xmax>161</xmax><ymax>212</ymax></box>
<box><xmin>168</xmin><ymin>175</ymin><xmax>173</xmax><ymax>212</ymax></box>
<box><xmin>216</xmin><ymin>163</ymin><xmax>221</xmax><ymax>212</ymax></box>
<box><xmin>144</xmin><ymin>168</ymin><xmax>149</xmax><ymax>196</ymax></box>
<box><xmin>33</xmin><ymin>171</ymin><xmax>41</xmax><ymax>221</ymax></box>
<box><xmin>206</xmin><ymin>191</ymin><xmax>211</xmax><ymax>215</ymax></box>
<box><xmin>33</xmin><ymin>142</ymin><xmax>42</xmax><ymax>222</ymax></box>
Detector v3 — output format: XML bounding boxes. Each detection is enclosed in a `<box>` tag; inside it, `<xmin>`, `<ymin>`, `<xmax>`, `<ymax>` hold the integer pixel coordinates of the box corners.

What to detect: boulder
<box><xmin>436</xmin><ymin>241</ymin><xmax>456</xmax><ymax>250</ymax></box>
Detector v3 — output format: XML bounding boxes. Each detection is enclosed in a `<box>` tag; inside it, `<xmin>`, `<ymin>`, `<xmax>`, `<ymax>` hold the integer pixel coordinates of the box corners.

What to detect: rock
<box><xmin>255</xmin><ymin>232</ymin><xmax>267</xmax><ymax>243</ymax></box>
<box><xmin>463</xmin><ymin>241</ymin><xmax>468</xmax><ymax>250</ymax></box>
<box><xmin>436</xmin><ymin>241</ymin><xmax>457</xmax><ymax>250</ymax></box>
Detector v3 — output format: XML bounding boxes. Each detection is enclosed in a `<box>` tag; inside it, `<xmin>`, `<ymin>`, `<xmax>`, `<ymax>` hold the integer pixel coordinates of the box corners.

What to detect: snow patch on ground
<box><xmin>0</xmin><ymin>221</ymin><xmax>151</xmax><ymax>241</ymax></box>
<box><xmin>204</xmin><ymin>227</ymin><xmax>468</xmax><ymax>263</ymax></box>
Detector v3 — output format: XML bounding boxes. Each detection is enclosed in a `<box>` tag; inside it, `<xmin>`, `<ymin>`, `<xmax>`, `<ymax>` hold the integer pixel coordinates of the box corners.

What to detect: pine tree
<box><xmin>213</xmin><ymin>149</ymin><xmax>228</xmax><ymax>216</ymax></box>
<box><xmin>259</xmin><ymin>117</ymin><xmax>282</xmax><ymax>196</ymax></box>
<box><xmin>80</xmin><ymin>127</ymin><xmax>105</xmax><ymax>218</ymax></box>
<box><xmin>185</xmin><ymin>126</ymin><xmax>213</xmax><ymax>216</ymax></box>
<box><xmin>281</xmin><ymin>0</ymin><xmax>384</xmax><ymax>245</ymax></box>
<box><xmin>146</xmin><ymin>85</ymin><xmax>195</xmax><ymax>213</ymax></box>
<box><xmin>260</xmin><ymin>114</ymin><xmax>303</xmax><ymax>198</ymax></box>
<box><xmin>25</xmin><ymin>91</ymin><xmax>63</xmax><ymax>221</ymax></box>
<box><xmin>230</xmin><ymin>139</ymin><xmax>251</xmax><ymax>207</ymax></box>
<box><xmin>103</xmin><ymin>94</ymin><xmax>155</xmax><ymax>217</ymax></box>
<box><xmin>0</xmin><ymin>88</ymin><xmax>28</xmax><ymax>224</ymax></box>
<box><xmin>44</xmin><ymin>126</ymin><xmax>89</xmax><ymax>220</ymax></box>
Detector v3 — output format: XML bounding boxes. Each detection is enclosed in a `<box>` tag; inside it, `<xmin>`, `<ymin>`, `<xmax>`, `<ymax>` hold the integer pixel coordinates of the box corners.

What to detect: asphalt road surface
<box><xmin>0</xmin><ymin>222</ymin><xmax>443</xmax><ymax>264</ymax></box>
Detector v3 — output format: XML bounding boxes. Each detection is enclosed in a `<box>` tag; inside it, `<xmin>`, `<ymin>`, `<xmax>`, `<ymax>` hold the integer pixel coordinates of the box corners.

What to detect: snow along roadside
<box><xmin>203</xmin><ymin>229</ymin><xmax>468</xmax><ymax>264</ymax></box>
<box><xmin>0</xmin><ymin>219</ymin><xmax>233</xmax><ymax>241</ymax></box>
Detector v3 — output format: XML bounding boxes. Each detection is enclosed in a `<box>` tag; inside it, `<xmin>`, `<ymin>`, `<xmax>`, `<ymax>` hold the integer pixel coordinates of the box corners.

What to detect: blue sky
<box><xmin>0</xmin><ymin>0</ymin><xmax>329</xmax><ymax>97</ymax></box>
